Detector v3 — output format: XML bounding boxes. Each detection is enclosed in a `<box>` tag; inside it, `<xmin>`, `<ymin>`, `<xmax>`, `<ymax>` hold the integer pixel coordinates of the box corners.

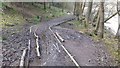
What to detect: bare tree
<box><xmin>99</xmin><ymin>1</ymin><xmax>104</xmax><ymax>38</ymax></box>
<box><xmin>92</xmin><ymin>8</ymin><xmax>99</xmax><ymax>22</ymax></box>
<box><xmin>85</xmin><ymin>0</ymin><xmax>93</xmax><ymax>28</ymax></box>
<box><xmin>116</xmin><ymin>24</ymin><xmax>120</xmax><ymax>38</ymax></box>
<box><xmin>115</xmin><ymin>0</ymin><xmax>120</xmax><ymax>40</ymax></box>
<box><xmin>94</xmin><ymin>1</ymin><xmax>104</xmax><ymax>38</ymax></box>
<box><xmin>74</xmin><ymin>2</ymin><xmax>80</xmax><ymax>20</ymax></box>
<box><xmin>94</xmin><ymin>9</ymin><xmax>100</xmax><ymax>35</ymax></box>
<box><xmin>79</xmin><ymin>2</ymin><xmax>84</xmax><ymax>21</ymax></box>
<box><xmin>43</xmin><ymin>1</ymin><xmax>46</xmax><ymax>10</ymax></box>
<box><xmin>82</xmin><ymin>2</ymin><xmax>85</xmax><ymax>13</ymax></box>
<box><xmin>104</xmin><ymin>10</ymin><xmax>120</xmax><ymax>22</ymax></box>
<box><xmin>74</xmin><ymin>2</ymin><xmax>84</xmax><ymax>21</ymax></box>
<box><xmin>73</xmin><ymin>2</ymin><xmax>77</xmax><ymax>15</ymax></box>
<box><xmin>117</xmin><ymin>0</ymin><xmax>120</xmax><ymax>15</ymax></box>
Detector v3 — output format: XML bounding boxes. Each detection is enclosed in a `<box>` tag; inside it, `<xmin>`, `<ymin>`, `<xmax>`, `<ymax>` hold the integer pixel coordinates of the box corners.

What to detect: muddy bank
<box><xmin>2</xmin><ymin>23</ymin><xmax>32</xmax><ymax>66</ymax></box>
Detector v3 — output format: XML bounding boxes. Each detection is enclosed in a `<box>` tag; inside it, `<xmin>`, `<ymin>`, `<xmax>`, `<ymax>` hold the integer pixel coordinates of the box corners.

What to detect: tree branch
<box><xmin>104</xmin><ymin>10</ymin><xmax>120</xmax><ymax>23</ymax></box>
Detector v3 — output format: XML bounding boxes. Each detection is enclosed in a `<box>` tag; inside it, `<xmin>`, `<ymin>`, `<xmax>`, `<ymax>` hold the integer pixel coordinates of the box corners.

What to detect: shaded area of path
<box><xmin>30</xmin><ymin>15</ymin><xmax>76</xmax><ymax>66</ymax></box>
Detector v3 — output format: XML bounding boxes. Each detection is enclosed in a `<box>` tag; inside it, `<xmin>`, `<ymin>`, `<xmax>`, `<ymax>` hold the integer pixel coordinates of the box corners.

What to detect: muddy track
<box><xmin>3</xmin><ymin>14</ymin><xmax>116</xmax><ymax>67</ymax></box>
<box><xmin>20</xmin><ymin>15</ymin><xmax>77</xmax><ymax>67</ymax></box>
<box><xmin>33</xmin><ymin>14</ymin><xmax>116</xmax><ymax>66</ymax></box>
<box><xmin>49</xmin><ymin>27</ymin><xmax>80</xmax><ymax>67</ymax></box>
<box><xmin>2</xmin><ymin>24</ymin><xmax>32</xmax><ymax>66</ymax></box>
<box><xmin>51</xmin><ymin>26</ymin><xmax>115</xmax><ymax>66</ymax></box>
<box><xmin>19</xmin><ymin>14</ymin><xmax>116</xmax><ymax>67</ymax></box>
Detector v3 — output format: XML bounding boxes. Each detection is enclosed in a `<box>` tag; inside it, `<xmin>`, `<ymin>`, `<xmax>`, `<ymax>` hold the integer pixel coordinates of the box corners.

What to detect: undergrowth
<box><xmin>1</xmin><ymin>8</ymin><xmax>25</xmax><ymax>28</ymax></box>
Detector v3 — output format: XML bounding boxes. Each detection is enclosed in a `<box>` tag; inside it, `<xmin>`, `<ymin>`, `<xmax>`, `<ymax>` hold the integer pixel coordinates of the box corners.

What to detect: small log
<box><xmin>28</xmin><ymin>40</ymin><xmax>31</xmax><ymax>50</ymax></box>
<box><xmin>34</xmin><ymin>32</ymin><xmax>37</xmax><ymax>37</ymax></box>
<box><xmin>36</xmin><ymin>36</ymin><xmax>41</xmax><ymax>57</ymax></box>
<box><xmin>26</xmin><ymin>40</ymin><xmax>31</xmax><ymax>66</ymax></box>
<box><xmin>55</xmin><ymin>32</ymin><xmax>64</xmax><ymax>42</ymax></box>
<box><xmin>30</xmin><ymin>26</ymin><xmax>33</xmax><ymax>33</ymax></box>
<box><xmin>19</xmin><ymin>48</ymin><xmax>27</xmax><ymax>67</ymax></box>
<box><xmin>49</xmin><ymin>27</ymin><xmax>80</xmax><ymax>68</ymax></box>
<box><xmin>34</xmin><ymin>30</ymin><xmax>41</xmax><ymax>57</ymax></box>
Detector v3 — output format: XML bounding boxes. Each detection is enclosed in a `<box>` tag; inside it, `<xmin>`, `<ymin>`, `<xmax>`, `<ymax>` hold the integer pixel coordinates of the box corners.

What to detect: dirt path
<box><xmin>2</xmin><ymin>14</ymin><xmax>116</xmax><ymax>67</ymax></box>
<box><xmin>2</xmin><ymin>23</ymin><xmax>32</xmax><ymax>66</ymax></box>
<box><xmin>33</xmin><ymin>15</ymin><xmax>116</xmax><ymax>66</ymax></box>
<box><xmin>52</xmin><ymin>27</ymin><xmax>115</xmax><ymax>66</ymax></box>
<box><xmin>29</xmin><ymin>15</ymin><xmax>76</xmax><ymax>66</ymax></box>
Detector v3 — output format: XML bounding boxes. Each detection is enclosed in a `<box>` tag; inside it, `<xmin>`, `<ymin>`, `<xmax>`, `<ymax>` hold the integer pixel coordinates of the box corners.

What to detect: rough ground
<box><xmin>33</xmin><ymin>15</ymin><xmax>117</xmax><ymax>66</ymax></box>
<box><xmin>2</xmin><ymin>14</ymin><xmax>117</xmax><ymax>66</ymax></box>
<box><xmin>2</xmin><ymin>15</ymin><xmax>76</xmax><ymax>66</ymax></box>
<box><xmin>29</xmin><ymin>15</ymin><xmax>76</xmax><ymax>66</ymax></box>
<box><xmin>29</xmin><ymin>27</ymin><xmax>75</xmax><ymax>66</ymax></box>
<box><xmin>52</xmin><ymin>26</ymin><xmax>116</xmax><ymax>66</ymax></box>
<box><xmin>2</xmin><ymin>23</ymin><xmax>31</xmax><ymax>66</ymax></box>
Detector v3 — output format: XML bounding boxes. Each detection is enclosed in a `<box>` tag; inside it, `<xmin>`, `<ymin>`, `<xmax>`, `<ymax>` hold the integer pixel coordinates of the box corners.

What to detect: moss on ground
<box><xmin>1</xmin><ymin>3</ymin><xmax>66</xmax><ymax>28</ymax></box>
<box><xmin>18</xmin><ymin>3</ymin><xmax>67</xmax><ymax>24</ymax></box>
<box><xmin>1</xmin><ymin>8</ymin><xmax>25</xmax><ymax>28</ymax></box>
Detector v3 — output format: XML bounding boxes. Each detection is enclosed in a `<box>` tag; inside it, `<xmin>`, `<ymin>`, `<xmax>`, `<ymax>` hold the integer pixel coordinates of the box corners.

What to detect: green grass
<box><xmin>21</xmin><ymin>3</ymin><xmax>67</xmax><ymax>24</ymax></box>
<box><xmin>32</xmin><ymin>16</ymin><xmax>41</xmax><ymax>24</ymax></box>
<box><xmin>30</xmin><ymin>3</ymin><xmax>66</xmax><ymax>20</ymax></box>
<box><xmin>1</xmin><ymin>8</ymin><xmax>25</xmax><ymax>28</ymax></box>
<box><xmin>0</xmin><ymin>3</ymin><xmax>67</xmax><ymax>28</ymax></box>
<box><xmin>68</xmin><ymin>20</ymin><xmax>88</xmax><ymax>33</ymax></box>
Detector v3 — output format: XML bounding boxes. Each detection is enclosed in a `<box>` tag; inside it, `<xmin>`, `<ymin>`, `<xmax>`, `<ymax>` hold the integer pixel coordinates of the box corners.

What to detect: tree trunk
<box><xmin>117</xmin><ymin>0</ymin><xmax>120</xmax><ymax>16</ymax></box>
<box><xmin>116</xmin><ymin>0</ymin><xmax>120</xmax><ymax>39</ymax></box>
<box><xmin>99</xmin><ymin>2</ymin><xmax>104</xmax><ymax>38</ymax></box>
<box><xmin>82</xmin><ymin>2</ymin><xmax>85</xmax><ymax>13</ymax></box>
<box><xmin>74</xmin><ymin>2</ymin><xmax>84</xmax><ymax>21</ymax></box>
<box><xmin>104</xmin><ymin>10</ymin><xmax>120</xmax><ymax>23</ymax></box>
<box><xmin>43</xmin><ymin>2</ymin><xmax>46</xmax><ymax>10</ymax></box>
<box><xmin>94</xmin><ymin>10</ymin><xmax>100</xmax><ymax>35</ymax></box>
<box><xmin>79</xmin><ymin>2</ymin><xmax>83</xmax><ymax>22</ymax></box>
<box><xmin>92</xmin><ymin>9</ymin><xmax>99</xmax><ymax>22</ymax></box>
<box><xmin>48</xmin><ymin>2</ymin><xmax>51</xmax><ymax>9</ymax></box>
<box><xmin>116</xmin><ymin>23</ymin><xmax>120</xmax><ymax>54</ymax></box>
<box><xmin>73</xmin><ymin>2</ymin><xmax>77</xmax><ymax>15</ymax></box>
<box><xmin>116</xmin><ymin>24</ymin><xmax>120</xmax><ymax>38</ymax></box>
<box><xmin>62</xmin><ymin>2</ymin><xmax>67</xmax><ymax>12</ymax></box>
<box><xmin>85</xmin><ymin>1</ymin><xmax>93</xmax><ymax>28</ymax></box>
<box><xmin>75</xmin><ymin>2</ymin><xmax>80</xmax><ymax>20</ymax></box>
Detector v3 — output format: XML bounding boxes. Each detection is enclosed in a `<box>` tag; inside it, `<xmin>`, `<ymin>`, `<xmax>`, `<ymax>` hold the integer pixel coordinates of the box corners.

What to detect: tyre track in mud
<box><xmin>26</xmin><ymin>15</ymin><xmax>77</xmax><ymax>66</ymax></box>
<box><xmin>3</xmin><ymin>14</ymin><xmax>116</xmax><ymax>67</ymax></box>
<box><xmin>28</xmin><ymin>14</ymin><xmax>116</xmax><ymax>67</ymax></box>
<box><xmin>51</xmin><ymin>26</ymin><xmax>117</xmax><ymax>66</ymax></box>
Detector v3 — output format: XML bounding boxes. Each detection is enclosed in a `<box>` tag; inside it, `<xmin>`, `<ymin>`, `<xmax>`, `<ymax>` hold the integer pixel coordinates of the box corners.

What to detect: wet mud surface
<box><xmin>2</xmin><ymin>15</ymin><xmax>117</xmax><ymax>66</ymax></box>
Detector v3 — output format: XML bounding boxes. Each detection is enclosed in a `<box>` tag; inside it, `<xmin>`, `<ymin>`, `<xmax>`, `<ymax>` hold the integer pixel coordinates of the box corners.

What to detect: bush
<box><xmin>33</xmin><ymin>16</ymin><xmax>41</xmax><ymax>24</ymax></box>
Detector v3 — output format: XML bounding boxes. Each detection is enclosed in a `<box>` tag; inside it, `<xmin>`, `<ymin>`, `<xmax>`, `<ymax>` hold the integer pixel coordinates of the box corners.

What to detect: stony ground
<box><xmin>2</xmin><ymin>14</ymin><xmax>118</xmax><ymax>67</ymax></box>
<box><xmin>52</xmin><ymin>26</ymin><xmax>117</xmax><ymax>66</ymax></box>
<box><xmin>2</xmin><ymin>15</ymin><xmax>76</xmax><ymax>66</ymax></box>
<box><xmin>2</xmin><ymin>23</ymin><xmax>31</xmax><ymax>66</ymax></box>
